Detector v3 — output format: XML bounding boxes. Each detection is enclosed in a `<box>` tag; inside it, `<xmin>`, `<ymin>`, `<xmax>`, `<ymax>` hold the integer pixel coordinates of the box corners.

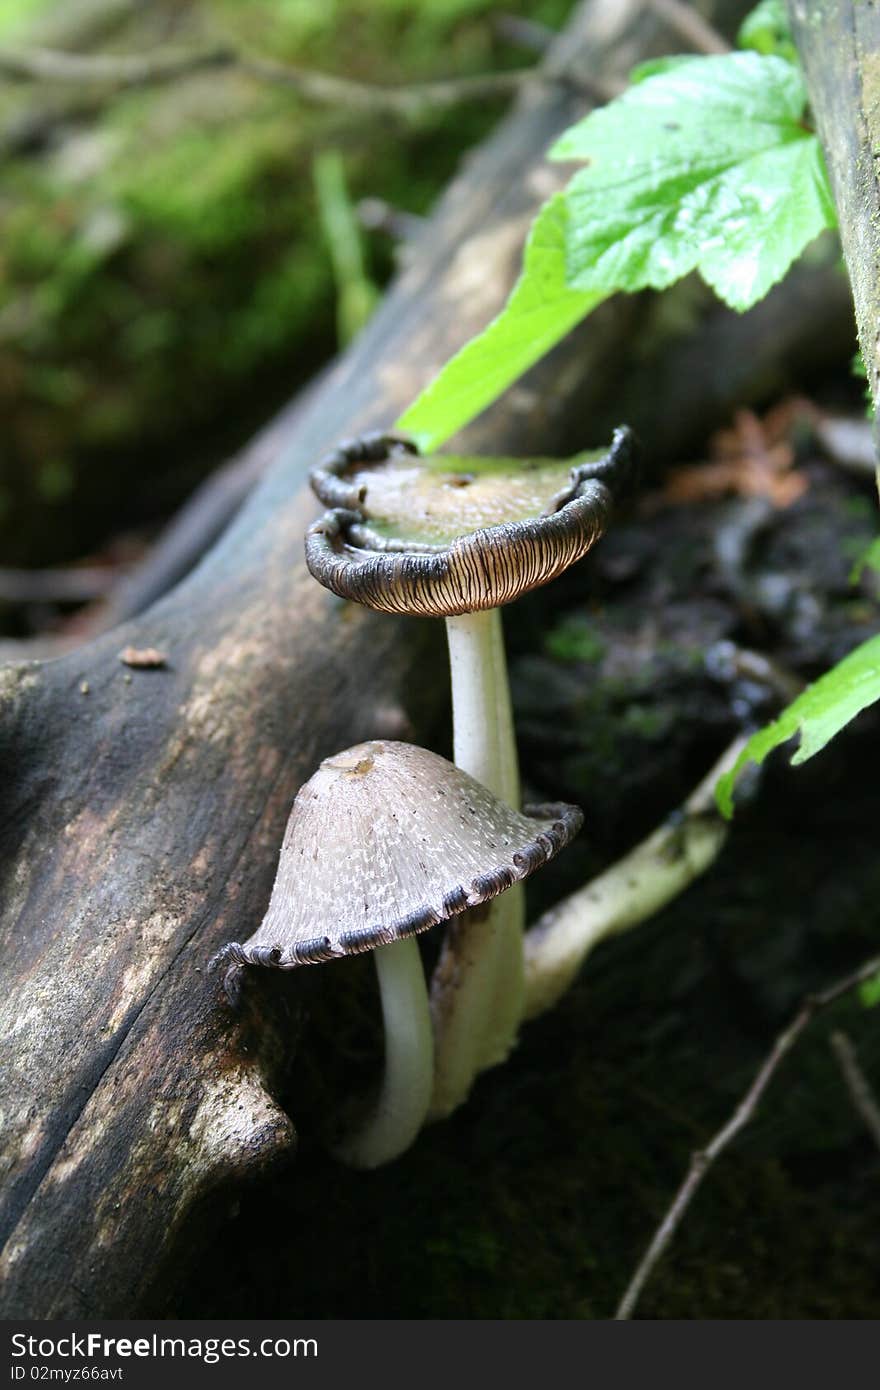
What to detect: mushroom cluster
<box><xmin>215</xmin><ymin>425</ymin><xmax>640</xmax><ymax>1166</ymax></box>
<box><xmin>307</xmin><ymin>426</ymin><xmax>638</xmax><ymax>1115</ymax></box>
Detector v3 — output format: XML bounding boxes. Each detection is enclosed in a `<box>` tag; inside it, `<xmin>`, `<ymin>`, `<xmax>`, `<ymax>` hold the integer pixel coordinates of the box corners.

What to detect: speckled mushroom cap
<box><xmin>305</xmin><ymin>426</ymin><xmax>639</xmax><ymax>617</ymax></box>
<box><xmin>219</xmin><ymin>740</ymin><xmax>582</xmax><ymax>970</ymax></box>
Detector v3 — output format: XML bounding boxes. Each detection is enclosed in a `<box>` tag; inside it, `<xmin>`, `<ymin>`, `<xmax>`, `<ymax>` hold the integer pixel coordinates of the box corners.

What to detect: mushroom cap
<box><xmin>220</xmin><ymin>740</ymin><xmax>582</xmax><ymax>970</ymax></box>
<box><xmin>305</xmin><ymin>426</ymin><xmax>639</xmax><ymax>617</ymax></box>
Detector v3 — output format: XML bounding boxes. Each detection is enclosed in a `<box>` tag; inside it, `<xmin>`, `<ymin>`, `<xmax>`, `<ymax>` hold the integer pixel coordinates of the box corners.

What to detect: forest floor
<box><xmin>170</xmin><ymin>402</ymin><xmax>880</xmax><ymax>1319</ymax></box>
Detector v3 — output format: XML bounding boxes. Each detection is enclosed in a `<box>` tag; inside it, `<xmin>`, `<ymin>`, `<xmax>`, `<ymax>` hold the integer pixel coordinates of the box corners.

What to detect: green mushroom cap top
<box><xmin>305</xmin><ymin>426</ymin><xmax>638</xmax><ymax>618</ymax></box>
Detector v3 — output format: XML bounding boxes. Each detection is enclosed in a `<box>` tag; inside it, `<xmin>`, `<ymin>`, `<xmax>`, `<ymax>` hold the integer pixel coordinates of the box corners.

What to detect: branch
<box><xmin>0</xmin><ymin>41</ymin><xmax>614</xmax><ymax>117</ymax></box>
<box><xmin>0</xmin><ymin>43</ymin><xmax>233</xmax><ymax>86</ymax></box>
<box><xmin>829</xmin><ymin>1030</ymin><xmax>880</xmax><ymax>1153</ymax></box>
<box><xmin>615</xmin><ymin>953</ymin><xmax>880</xmax><ymax>1319</ymax></box>
<box><xmin>241</xmin><ymin>56</ymin><xmax>580</xmax><ymax>116</ymax></box>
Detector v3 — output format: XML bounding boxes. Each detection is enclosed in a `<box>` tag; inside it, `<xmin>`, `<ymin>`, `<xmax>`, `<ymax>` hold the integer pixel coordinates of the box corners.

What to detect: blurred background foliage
<box><xmin>0</xmin><ymin>0</ymin><xmax>572</xmax><ymax>571</ymax></box>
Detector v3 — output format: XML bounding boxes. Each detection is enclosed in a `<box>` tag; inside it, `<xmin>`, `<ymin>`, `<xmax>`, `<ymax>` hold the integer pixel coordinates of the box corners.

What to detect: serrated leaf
<box><xmin>397</xmin><ymin>195</ymin><xmax>602</xmax><ymax>452</ymax></box>
<box><xmin>398</xmin><ymin>49</ymin><xmax>836</xmax><ymax>452</ymax></box>
<box><xmin>716</xmin><ymin>632</ymin><xmax>880</xmax><ymax>817</ymax></box>
<box><xmin>551</xmin><ymin>53</ymin><xmax>836</xmax><ymax>311</ymax></box>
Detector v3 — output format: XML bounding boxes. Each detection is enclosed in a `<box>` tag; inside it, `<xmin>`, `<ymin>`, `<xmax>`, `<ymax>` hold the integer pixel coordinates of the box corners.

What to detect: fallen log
<box><xmin>790</xmin><ymin>0</ymin><xmax>880</xmax><ymax>449</ymax></box>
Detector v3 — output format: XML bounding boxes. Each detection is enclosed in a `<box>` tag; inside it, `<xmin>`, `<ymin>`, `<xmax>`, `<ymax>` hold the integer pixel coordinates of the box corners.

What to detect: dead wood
<box><xmin>789</xmin><ymin>0</ymin><xmax>880</xmax><ymax>454</ymax></box>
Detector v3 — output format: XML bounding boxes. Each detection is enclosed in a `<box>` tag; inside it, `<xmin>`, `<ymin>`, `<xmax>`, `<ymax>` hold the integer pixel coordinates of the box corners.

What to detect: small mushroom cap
<box><xmin>305</xmin><ymin>426</ymin><xmax>639</xmax><ymax>617</ymax></box>
<box><xmin>219</xmin><ymin>740</ymin><xmax>582</xmax><ymax>970</ymax></box>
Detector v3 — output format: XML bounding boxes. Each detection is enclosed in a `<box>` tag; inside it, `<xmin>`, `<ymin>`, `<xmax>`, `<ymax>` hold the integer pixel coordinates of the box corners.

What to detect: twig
<box><xmin>646</xmin><ymin>0</ymin><xmax>731</xmax><ymax>54</ymax></box>
<box><xmin>0</xmin><ymin>43</ymin><xmax>234</xmax><ymax>86</ymax></box>
<box><xmin>830</xmin><ymin>1029</ymin><xmax>880</xmax><ymax>1152</ymax></box>
<box><xmin>614</xmin><ymin>953</ymin><xmax>880</xmax><ymax>1319</ymax></box>
<box><xmin>241</xmin><ymin>55</ymin><xmax>561</xmax><ymax>115</ymax></box>
<box><xmin>0</xmin><ymin>41</ymin><xmax>597</xmax><ymax>116</ymax></box>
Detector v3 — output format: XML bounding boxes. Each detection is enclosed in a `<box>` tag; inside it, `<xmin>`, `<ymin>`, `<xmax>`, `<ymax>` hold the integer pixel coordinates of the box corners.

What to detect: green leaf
<box><xmin>396</xmin><ymin>195</ymin><xmax>603</xmax><ymax>452</ymax></box>
<box><xmin>398</xmin><ymin>49</ymin><xmax>836</xmax><ymax>453</ymax></box>
<box><xmin>313</xmin><ymin>150</ymin><xmax>378</xmax><ymax>346</ymax></box>
<box><xmin>716</xmin><ymin>632</ymin><xmax>880</xmax><ymax>817</ymax></box>
<box><xmin>551</xmin><ymin>53</ymin><xmax>836</xmax><ymax>311</ymax></box>
<box><xmin>860</xmin><ymin>971</ymin><xmax>880</xmax><ymax>1009</ymax></box>
<box><xmin>738</xmin><ymin>0</ymin><xmax>797</xmax><ymax>63</ymax></box>
<box><xmin>628</xmin><ymin>55</ymin><xmax>697</xmax><ymax>84</ymax></box>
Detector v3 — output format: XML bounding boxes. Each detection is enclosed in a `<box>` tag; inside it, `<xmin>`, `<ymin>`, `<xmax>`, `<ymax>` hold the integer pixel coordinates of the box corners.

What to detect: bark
<box><xmin>0</xmin><ymin>0</ymin><xmax>794</xmax><ymax>1317</ymax></box>
<box><xmin>789</xmin><ymin>0</ymin><xmax>880</xmax><ymax>454</ymax></box>
<box><xmin>96</xmin><ymin>383</ymin><xmax>322</xmax><ymax>630</ymax></box>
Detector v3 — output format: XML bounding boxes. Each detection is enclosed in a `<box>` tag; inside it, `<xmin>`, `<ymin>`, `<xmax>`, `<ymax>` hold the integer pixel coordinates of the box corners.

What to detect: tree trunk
<box><xmin>789</xmin><ymin>0</ymin><xmax>880</xmax><ymax>453</ymax></box>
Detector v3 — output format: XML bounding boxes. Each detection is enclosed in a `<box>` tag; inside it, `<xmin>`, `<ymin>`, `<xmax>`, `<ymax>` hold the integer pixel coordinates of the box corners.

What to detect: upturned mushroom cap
<box><xmin>305</xmin><ymin>426</ymin><xmax>639</xmax><ymax>617</ymax></box>
<box><xmin>219</xmin><ymin>740</ymin><xmax>582</xmax><ymax>970</ymax></box>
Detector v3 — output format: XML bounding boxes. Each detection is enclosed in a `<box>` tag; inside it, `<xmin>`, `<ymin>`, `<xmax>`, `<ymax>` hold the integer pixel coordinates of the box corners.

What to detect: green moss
<box><xmin>0</xmin><ymin>0</ymin><xmax>577</xmax><ymax>564</ymax></box>
<box><xmin>545</xmin><ymin>613</ymin><xmax>607</xmax><ymax>664</ymax></box>
<box><xmin>620</xmin><ymin>702</ymin><xmax>671</xmax><ymax>739</ymax></box>
<box><xmin>36</xmin><ymin>457</ymin><xmax>74</xmax><ymax>502</ymax></box>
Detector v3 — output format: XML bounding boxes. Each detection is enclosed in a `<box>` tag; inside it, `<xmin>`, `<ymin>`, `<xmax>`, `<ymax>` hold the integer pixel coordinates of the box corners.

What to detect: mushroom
<box><xmin>215</xmin><ymin>739</ymin><xmax>582</xmax><ymax>1168</ymax></box>
<box><xmin>305</xmin><ymin>427</ymin><xmax>638</xmax><ymax>1114</ymax></box>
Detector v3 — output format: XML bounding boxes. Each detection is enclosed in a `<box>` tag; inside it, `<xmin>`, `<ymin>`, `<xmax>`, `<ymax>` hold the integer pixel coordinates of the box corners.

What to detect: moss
<box><xmin>0</xmin><ymin>0</ymin><xmax>576</xmax><ymax>566</ymax></box>
<box><xmin>620</xmin><ymin>701</ymin><xmax>671</xmax><ymax>739</ymax></box>
<box><xmin>544</xmin><ymin>613</ymin><xmax>607</xmax><ymax>664</ymax></box>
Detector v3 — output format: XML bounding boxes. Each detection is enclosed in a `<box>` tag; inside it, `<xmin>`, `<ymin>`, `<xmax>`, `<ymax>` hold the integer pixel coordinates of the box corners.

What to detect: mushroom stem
<box><xmin>429</xmin><ymin>607</ymin><xmax>525</xmax><ymax>1117</ymax></box>
<box><xmin>446</xmin><ymin>607</ymin><xmax>520</xmax><ymax>805</ymax></box>
<box><xmin>521</xmin><ymin>738</ymin><xmax>747</xmax><ymax>1020</ymax></box>
<box><xmin>333</xmin><ymin>935</ymin><xmax>434</xmax><ymax>1169</ymax></box>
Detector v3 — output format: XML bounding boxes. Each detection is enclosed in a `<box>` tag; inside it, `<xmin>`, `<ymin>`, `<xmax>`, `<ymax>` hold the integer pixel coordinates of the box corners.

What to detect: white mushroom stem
<box><xmin>333</xmin><ymin>935</ymin><xmax>434</xmax><ymax>1169</ymax></box>
<box><xmin>522</xmin><ymin>737</ymin><xmax>747</xmax><ymax>1020</ymax></box>
<box><xmin>429</xmin><ymin>607</ymin><xmax>525</xmax><ymax>1118</ymax></box>
<box><xmin>446</xmin><ymin>606</ymin><xmax>520</xmax><ymax>805</ymax></box>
